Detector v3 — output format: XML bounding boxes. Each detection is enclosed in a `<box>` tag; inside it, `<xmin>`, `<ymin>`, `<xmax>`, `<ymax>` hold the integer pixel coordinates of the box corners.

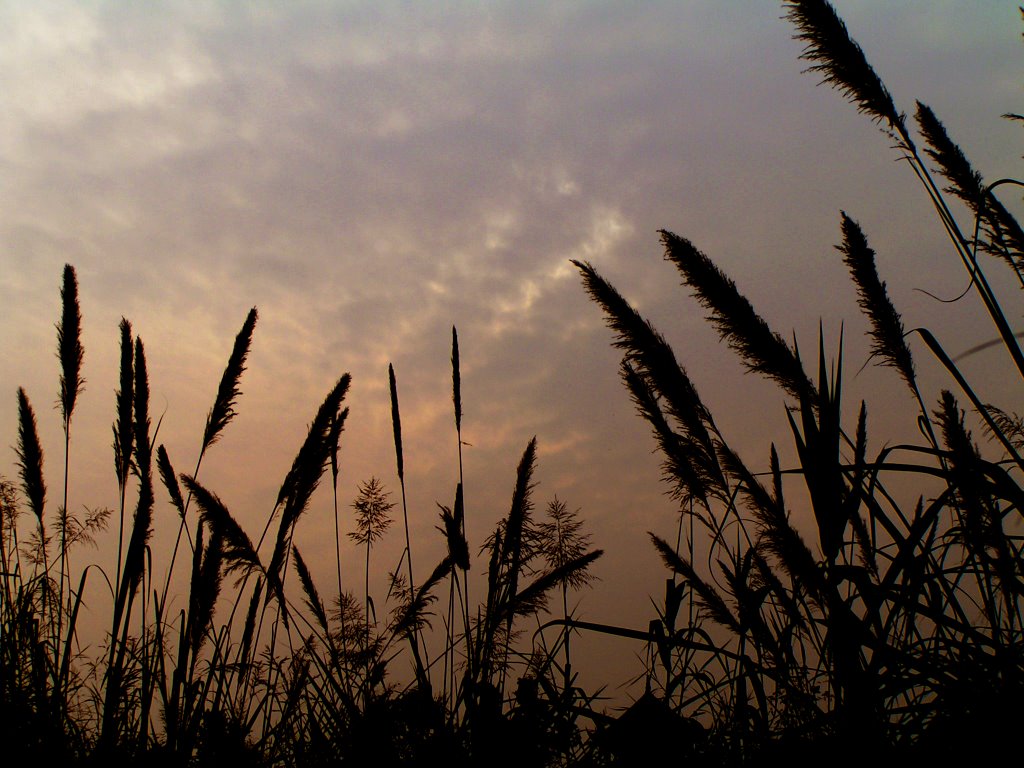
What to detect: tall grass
<box><xmin>2</xmin><ymin>2</ymin><xmax>1019</xmax><ymax>765</ymax></box>
<box><xmin>571</xmin><ymin>0</ymin><xmax>1024</xmax><ymax>762</ymax></box>
<box><xmin>1</xmin><ymin>296</ymin><xmax>603</xmax><ymax>766</ymax></box>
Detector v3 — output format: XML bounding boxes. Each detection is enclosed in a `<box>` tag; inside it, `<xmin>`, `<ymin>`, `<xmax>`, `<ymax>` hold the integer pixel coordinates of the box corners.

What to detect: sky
<box><xmin>1</xmin><ymin>0</ymin><xmax>1021</xmax><ymax>703</ymax></box>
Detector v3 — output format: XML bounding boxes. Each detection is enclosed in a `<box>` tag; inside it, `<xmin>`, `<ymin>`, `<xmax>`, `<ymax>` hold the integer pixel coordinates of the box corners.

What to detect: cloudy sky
<box><xmin>1</xmin><ymin>0</ymin><xmax>1020</xmax><ymax>698</ymax></box>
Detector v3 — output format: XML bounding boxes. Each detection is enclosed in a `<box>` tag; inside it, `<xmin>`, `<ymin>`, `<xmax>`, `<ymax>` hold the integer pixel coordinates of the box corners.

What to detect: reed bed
<box><xmin>1</xmin><ymin>1</ymin><xmax>1021</xmax><ymax>765</ymax></box>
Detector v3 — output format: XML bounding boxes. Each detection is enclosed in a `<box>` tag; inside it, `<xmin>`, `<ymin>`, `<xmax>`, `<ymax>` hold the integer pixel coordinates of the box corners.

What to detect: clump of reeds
<box><xmin>2</xmin><ymin>271</ymin><xmax>608</xmax><ymax>767</ymax></box>
<box><xmin>573</xmin><ymin>1</ymin><xmax>1024</xmax><ymax>763</ymax></box>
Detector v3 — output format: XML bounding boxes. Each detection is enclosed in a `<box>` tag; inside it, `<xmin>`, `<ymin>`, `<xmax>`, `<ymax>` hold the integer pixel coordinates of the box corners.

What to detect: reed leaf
<box><xmin>201</xmin><ymin>307</ymin><xmax>257</xmax><ymax>454</ymax></box>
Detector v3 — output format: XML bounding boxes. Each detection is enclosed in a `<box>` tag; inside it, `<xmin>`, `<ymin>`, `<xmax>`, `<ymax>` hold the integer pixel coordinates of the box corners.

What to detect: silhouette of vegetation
<box><xmin>570</xmin><ymin>1</ymin><xmax>1024</xmax><ymax>763</ymax></box>
<box><xmin>1</xmin><ymin>1</ymin><xmax>1020</xmax><ymax>766</ymax></box>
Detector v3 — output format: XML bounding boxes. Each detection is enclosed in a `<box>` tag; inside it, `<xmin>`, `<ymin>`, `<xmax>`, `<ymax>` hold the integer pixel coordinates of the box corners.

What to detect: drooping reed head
<box><xmin>915</xmin><ymin>101</ymin><xmax>1024</xmax><ymax>270</ymax></box>
<box><xmin>293</xmin><ymin>544</ymin><xmax>330</xmax><ymax>635</ymax></box>
<box><xmin>784</xmin><ymin>0</ymin><xmax>911</xmax><ymax>148</ymax></box>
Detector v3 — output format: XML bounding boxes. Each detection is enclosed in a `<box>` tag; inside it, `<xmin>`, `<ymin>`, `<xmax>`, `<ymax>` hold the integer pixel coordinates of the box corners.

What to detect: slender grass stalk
<box><xmin>56</xmin><ymin>263</ymin><xmax>84</xmax><ymax>672</ymax></box>
<box><xmin>101</xmin><ymin>337</ymin><xmax>154</xmax><ymax>752</ymax></box>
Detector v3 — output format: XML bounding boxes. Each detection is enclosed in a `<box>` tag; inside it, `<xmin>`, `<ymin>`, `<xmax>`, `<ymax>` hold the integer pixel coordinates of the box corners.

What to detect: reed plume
<box><xmin>392</xmin><ymin>556</ymin><xmax>453</xmax><ymax>640</ymax></box>
<box><xmin>388</xmin><ymin>364</ymin><xmax>418</xmax><ymax>601</ymax></box>
<box><xmin>112</xmin><ymin>320</ymin><xmax>133</xmax><ymax>592</ymax></box>
<box><xmin>116</xmin><ymin>339</ymin><xmax>154</xmax><ymax>608</ymax></box>
<box><xmin>268</xmin><ymin>374</ymin><xmax>351</xmax><ymax>585</ymax></box>
<box><xmin>56</xmin><ymin>264</ymin><xmax>84</xmax><ymax>620</ymax></box>
<box><xmin>183</xmin><ymin>475</ymin><xmax>271</xmax><ymax>590</ymax></box>
<box><xmin>388</xmin><ymin>363</ymin><xmax>426</xmax><ymax>681</ymax></box>
<box><xmin>452</xmin><ymin>327</ymin><xmax>462</xmax><ymax>434</ymax></box>
<box><xmin>621</xmin><ymin>360</ymin><xmax>715</xmax><ymax>507</ymax></box>
<box><xmin>838</xmin><ymin>212</ymin><xmax>917</xmax><ymax>393</ymax></box>
<box><xmin>574</xmin><ymin>259</ymin><xmax>725</xmax><ymax>502</ymax></box>
<box><xmin>157</xmin><ymin>445</ymin><xmax>185</xmax><ymax>518</ymax></box>
<box><xmin>915</xmin><ymin>102</ymin><xmax>1024</xmax><ymax>271</ymax></box>
<box><xmin>293</xmin><ymin>545</ymin><xmax>330</xmax><ymax>637</ymax></box>
<box><xmin>189</xmin><ymin>525</ymin><xmax>224</xmax><ymax>662</ymax></box>
<box><xmin>784</xmin><ymin>0</ymin><xmax>910</xmax><ymax>147</ymax></box>
<box><xmin>500</xmin><ymin>549</ymin><xmax>603</xmax><ymax>622</ymax></box>
<box><xmin>716</xmin><ymin>442</ymin><xmax>824</xmax><ymax>603</ymax></box>
<box><xmin>201</xmin><ymin>307</ymin><xmax>257</xmax><ymax>456</ymax></box>
<box><xmin>500</xmin><ymin>437</ymin><xmax>537</xmax><ymax>613</ymax></box>
<box><xmin>132</xmin><ymin>338</ymin><xmax>151</xmax><ymax>477</ymax></box>
<box><xmin>16</xmin><ymin>388</ymin><xmax>46</xmax><ymax>526</ymax></box>
<box><xmin>661</xmin><ymin>230</ymin><xmax>814</xmax><ymax>403</ymax></box>
<box><xmin>113</xmin><ymin>320</ymin><xmax>134</xmax><ymax>491</ymax></box>
<box><xmin>57</xmin><ymin>264</ymin><xmax>84</xmax><ymax>430</ymax></box>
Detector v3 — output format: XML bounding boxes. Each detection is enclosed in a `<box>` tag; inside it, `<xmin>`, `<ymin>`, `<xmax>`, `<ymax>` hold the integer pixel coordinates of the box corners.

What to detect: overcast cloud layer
<box><xmin>1</xmin><ymin>1</ymin><xmax>1020</xmax><ymax>696</ymax></box>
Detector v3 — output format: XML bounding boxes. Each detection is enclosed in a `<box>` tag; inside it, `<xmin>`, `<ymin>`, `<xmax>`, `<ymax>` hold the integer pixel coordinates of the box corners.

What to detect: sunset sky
<box><xmin>1</xmin><ymin>1</ymin><xmax>1020</xmax><ymax>699</ymax></box>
